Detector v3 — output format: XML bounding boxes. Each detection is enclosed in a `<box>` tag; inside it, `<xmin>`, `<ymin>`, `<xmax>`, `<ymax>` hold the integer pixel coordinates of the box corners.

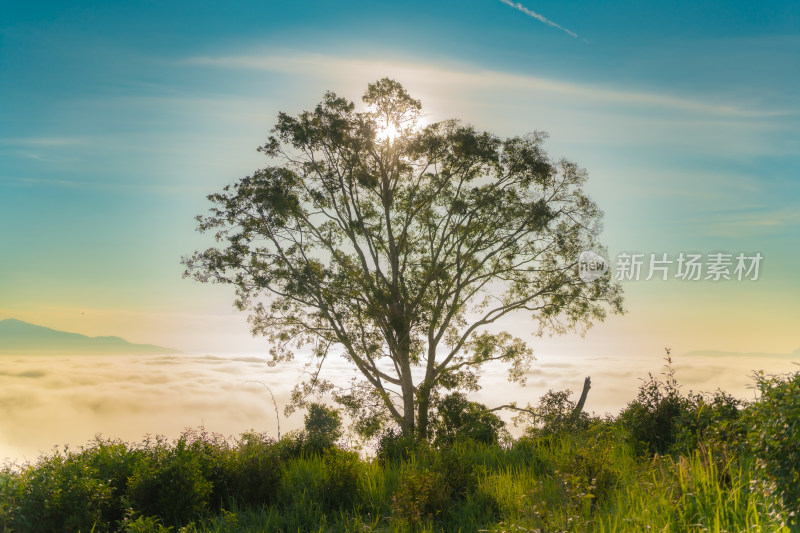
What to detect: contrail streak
<box><xmin>499</xmin><ymin>0</ymin><xmax>582</xmax><ymax>40</ymax></box>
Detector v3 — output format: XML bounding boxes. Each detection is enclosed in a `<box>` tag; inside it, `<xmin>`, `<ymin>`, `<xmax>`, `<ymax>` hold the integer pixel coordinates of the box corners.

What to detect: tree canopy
<box><xmin>183</xmin><ymin>78</ymin><xmax>623</xmax><ymax>439</ymax></box>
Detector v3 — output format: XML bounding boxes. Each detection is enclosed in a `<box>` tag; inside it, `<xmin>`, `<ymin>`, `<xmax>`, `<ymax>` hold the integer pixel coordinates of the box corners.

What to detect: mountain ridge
<box><xmin>0</xmin><ymin>318</ymin><xmax>181</xmax><ymax>355</ymax></box>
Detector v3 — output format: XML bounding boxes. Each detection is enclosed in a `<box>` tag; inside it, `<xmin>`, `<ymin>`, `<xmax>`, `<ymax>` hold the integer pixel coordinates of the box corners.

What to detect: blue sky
<box><xmin>1</xmin><ymin>0</ymin><xmax>798</xmax><ymax>356</ymax></box>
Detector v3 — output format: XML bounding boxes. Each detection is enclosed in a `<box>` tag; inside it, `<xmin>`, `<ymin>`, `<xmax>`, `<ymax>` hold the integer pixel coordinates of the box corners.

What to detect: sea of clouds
<box><xmin>1</xmin><ymin>350</ymin><xmax>797</xmax><ymax>465</ymax></box>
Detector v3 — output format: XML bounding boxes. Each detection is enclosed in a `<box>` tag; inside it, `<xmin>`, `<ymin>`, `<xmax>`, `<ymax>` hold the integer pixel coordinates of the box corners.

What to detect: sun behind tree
<box><xmin>183</xmin><ymin>78</ymin><xmax>623</xmax><ymax>440</ymax></box>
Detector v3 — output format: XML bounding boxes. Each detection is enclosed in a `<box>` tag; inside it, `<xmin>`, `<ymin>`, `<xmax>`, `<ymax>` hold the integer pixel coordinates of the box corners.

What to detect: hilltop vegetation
<box><xmin>1</xmin><ymin>361</ymin><xmax>799</xmax><ymax>532</ymax></box>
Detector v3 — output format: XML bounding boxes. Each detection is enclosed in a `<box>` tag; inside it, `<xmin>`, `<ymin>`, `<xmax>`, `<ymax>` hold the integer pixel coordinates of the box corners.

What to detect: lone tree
<box><xmin>183</xmin><ymin>78</ymin><xmax>622</xmax><ymax>439</ymax></box>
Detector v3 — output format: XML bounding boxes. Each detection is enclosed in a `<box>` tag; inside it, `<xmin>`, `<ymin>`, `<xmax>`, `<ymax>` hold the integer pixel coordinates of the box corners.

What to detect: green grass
<box><xmin>0</xmin><ymin>427</ymin><xmax>791</xmax><ymax>532</ymax></box>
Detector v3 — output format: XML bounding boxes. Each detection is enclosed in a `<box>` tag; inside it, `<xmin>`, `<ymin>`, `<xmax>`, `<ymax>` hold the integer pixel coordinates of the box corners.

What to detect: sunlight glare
<box><xmin>376</xmin><ymin>121</ymin><xmax>400</xmax><ymax>142</ymax></box>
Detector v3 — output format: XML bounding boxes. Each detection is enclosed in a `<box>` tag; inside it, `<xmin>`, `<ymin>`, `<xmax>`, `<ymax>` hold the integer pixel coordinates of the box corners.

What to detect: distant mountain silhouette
<box><xmin>0</xmin><ymin>319</ymin><xmax>181</xmax><ymax>355</ymax></box>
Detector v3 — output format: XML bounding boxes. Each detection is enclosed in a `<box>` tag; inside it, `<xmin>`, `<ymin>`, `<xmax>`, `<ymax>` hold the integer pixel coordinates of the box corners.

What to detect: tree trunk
<box><xmin>397</xmin><ymin>324</ymin><xmax>416</xmax><ymax>437</ymax></box>
<box><xmin>400</xmin><ymin>370</ymin><xmax>415</xmax><ymax>436</ymax></box>
<box><xmin>416</xmin><ymin>383</ymin><xmax>432</xmax><ymax>440</ymax></box>
<box><xmin>571</xmin><ymin>376</ymin><xmax>591</xmax><ymax>419</ymax></box>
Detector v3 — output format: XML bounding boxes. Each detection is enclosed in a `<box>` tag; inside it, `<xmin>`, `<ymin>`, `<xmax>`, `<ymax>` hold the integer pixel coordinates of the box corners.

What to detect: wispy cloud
<box><xmin>184</xmin><ymin>53</ymin><xmax>793</xmax><ymax>119</ymax></box>
<box><xmin>697</xmin><ymin>207</ymin><xmax>800</xmax><ymax>237</ymax></box>
<box><xmin>498</xmin><ymin>0</ymin><xmax>583</xmax><ymax>41</ymax></box>
<box><xmin>0</xmin><ymin>137</ymin><xmax>86</xmax><ymax>147</ymax></box>
<box><xmin>0</xmin><ymin>176</ymin><xmax>79</xmax><ymax>187</ymax></box>
<box><xmin>0</xmin><ymin>138</ymin><xmax>87</xmax><ymax>164</ymax></box>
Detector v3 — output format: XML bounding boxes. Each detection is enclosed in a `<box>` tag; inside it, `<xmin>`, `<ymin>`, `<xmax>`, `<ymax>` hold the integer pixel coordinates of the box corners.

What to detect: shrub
<box><xmin>537</xmin><ymin>389</ymin><xmax>591</xmax><ymax>436</ymax></box>
<box><xmin>391</xmin><ymin>468</ymin><xmax>445</xmax><ymax>528</ymax></box>
<box><xmin>431</xmin><ymin>392</ymin><xmax>506</xmax><ymax>447</ymax></box>
<box><xmin>273</xmin><ymin>430</ymin><xmax>306</xmax><ymax>461</ymax></box>
<box><xmin>125</xmin><ymin>433</ymin><xmax>213</xmax><ymax>527</ymax></box>
<box><xmin>750</xmin><ymin>370</ymin><xmax>800</xmax><ymax>526</ymax></box>
<box><xmin>81</xmin><ymin>438</ymin><xmax>143</xmax><ymax>525</ymax></box>
<box><xmin>620</xmin><ymin>356</ymin><xmax>749</xmax><ymax>457</ymax></box>
<box><xmin>619</xmin><ymin>356</ymin><xmax>694</xmax><ymax>455</ymax></box>
<box><xmin>432</xmin><ymin>445</ymin><xmax>480</xmax><ymax>499</ymax></box>
<box><xmin>559</xmin><ymin>433</ymin><xmax>620</xmax><ymax>513</ymax></box>
<box><xmin>508</xmin><ymin>436</ymin><xmax>556</xmax><ymax>474</ymax></box>
<box><xmin>390</xmin><ymin>444</ymin><xmax>494</xmax><ymax>529</ymax></box>
<box><xmin>320</xmin><ymin>448</ymin><xmax>362</xmax><ymax>510</ymax></box>
<box><xmin>0</xmin><ymin>469</ymin><xmax>12</xmax><ymax>529</ymax></box>
<box><xmin>213</xmin><ymin>432</ymin><xmax>282</xmax><ymax>508</ymax></box>
<box><xmin>682</xmin><ymin>389</ymin><xmax>747</xmax><ymax>454</ymax></box>
<box><xmin>303</xmin><ymin>403</ymin><xmax>343</xmax><ymax>455</ymax></box>
<box><xmin>375</xmin><ymin>427</ymin><xmax>418</xmax><ymax>465</ymax></box>
<box><xmin>4</xmin><ymin>448</ymin><xmax>113</xmax><ymax>533</ymax></box>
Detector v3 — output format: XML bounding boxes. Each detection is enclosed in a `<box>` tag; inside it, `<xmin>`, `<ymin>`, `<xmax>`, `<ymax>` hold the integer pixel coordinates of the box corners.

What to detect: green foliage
<box><xmin>431</xmin><ymin>392</ymin><xmax>506</xmax><ymax>447</ymax></box>
<box><xmin>80</xmin><ymin>438</ymin><xmax>143</xmax><ymax>524</ymax></box>
<box><xmin>274</xmin><ymin>455</ymin><xmax>328</xmax><ymax>529</ymax></box>
<box><xmin>125</xmin><ymin>433</ymin><xmax>214</xmax><ymax>528</ymax></box>
<box><xmin>272</xmin><ymin>430</ymin><xmax>306</xmax><ymax>461</ymax></box>
<box><xmin>211</xmin><ymin>432</ymin><xmax>282</xmax><ymax>508</ymax></box>
<box><xmin>524</xmin><ymin>388</ymin><xmax>591</xmax><ymax>438</ymax></box>
<box><xmin>618</xmin><ymin>355</ymin><xmax>747</xmax><ymax>458</ymax></box>
<box><xmin>507</xmin><ymin>436</ymin><xmax>557</xmax><ymax>474</ymax></box>
<box><xmin>2</xmin><ymin>447</ymin><xmax>114</xmax><ymax>532</ymax></box>
<box><xmin>390</xmin><ymin>441</ymin><xmax>497</xmax><ymax>529</ymax></box>
<box><xmin>121</xmin><ymin>511</ymin><xmax>175</xmax><ymax>533</ymax></box>
<box><xmin>557</xmin><ymin>425</ymin><xmax>621</xmax><ymax>513</ymax></box>
<box><xmin>375</xmin><ymin>427</ymin><xmax>418</xmax><ymax>465</ymax></box>
<box><xmin>681</xmin><ymin>389</ymin><xmax>748</xmax><ymax>455</ymax></box>
<box><xmin>433</xmin><ymin>445</ymin><xmax>483</xmax><ymax>499</ymax></box>
<box><xmin>750</xmin><ymin>370</ymin><xmax>800</xmax><ymax>527</ymax></box>
<box><xmin>618</xmin><ymin>356</ymin><xmax>692</xmax><ymax>455</ymax></box>
<box><xmin>183</xmin><ymin>78</ymin><xmax>623</xmax><ymax>439</ymax></box>
<box><xmin>303</xmin><ymin>403</ymin><xmax>343</xmax><ymax>454</ymax></box>
<box><xmin>391</xmin><ymin>468</ymin><xmax>445</xmax><ymax>528</ymax></box>
<box><xmin>320</xmin><ymin>448</ymin><xmax>362</xmax><ymax>511</ymax></box>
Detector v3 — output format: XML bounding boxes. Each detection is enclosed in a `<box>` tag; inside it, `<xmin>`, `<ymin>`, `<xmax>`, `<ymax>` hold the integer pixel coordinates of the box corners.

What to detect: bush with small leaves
<box><xmin>4</xmin><ymin>447</ymin><xmax>116</xmax><ymax>533</ymax></box>
<box><xmin>120</xmin><ymin>511</ymin><xmax>174</xmax><ymax>533</ymax></box>
<box><xmin>303</xmin><ymin>403</ymin><xmax>343</xmax><ymax>455</ymax></box>
<box><xmin>375</xmin><ymin>427</ymin><xmax>418</xmax><ymax>465</ymax></box>
<box><xmin>620</xmin><ymin>356</ymin><xmax>749</xmax><ymax>457</ymax></box>
<box><xmin>528</xmin><ymin>388</ymin><xmax>591</xmax><ymax>438</ymax></box>
<box><xmin>212</xmin><ymin>431</ymin><xmax>282</xmax><ymax>508</ymax></box>
<box><xmin>0</xmin><ymin>470</ymin><xmax>12</xmax><ymax>529</ymax></box>
<box><xmin>390</xmin><ymin>444</ymin><xmax>495</xmax><ymax>529</ymax></box>
<box><xmin>320</xmin><ymin>448</ymin><xmax>362</xmax><ymax>511</ymax></box>
<box><xmin>560</xmin><ymin>436</ymin><xmax>620</xmax><ymax>513</ymax></box>
<box><xmin>431</xmin><ymin>445</ymin><xmax>481</xmax><ymax>499</ymax></box>
<box><xmin>619</xmin><ymin>357</ymin><xmax>694</xmax><ymax>456</ymax></box>
<box><xmin>508</xmin><ymin>436</ymin><xmax>556</xmax><ymax>474</ymax></box>
<box><xmin>273</xmin><ymin>430</ymin><xmax>306</xmax><ymax>461</ymax></box>
<box><xmin>125</xmin><ymin>433</ymin><xmax>213</xmax><ymax>528</ymax></box>
<box><xmin>681</xmin><ymin>390</ymin><xmax>747</xmax><ymax>455</ymax></box>
<box><xmin>81</xmin><ymin>438</ymin><xmax>144</xmax><ymax>525</ymax></box>
<box><xmin>391</xmin><ymin>468</ymin><xmax>445</xmax><ymax>529</ymax></box>
<box><xmin>432</xmin><ymin>392</ymin><xmax>506</xmax><ymax>447</ymax></box>
<box><xmin>750</xmin><ymin>370</ymin><xmax>800</xmax><ymax>527</ymax></box>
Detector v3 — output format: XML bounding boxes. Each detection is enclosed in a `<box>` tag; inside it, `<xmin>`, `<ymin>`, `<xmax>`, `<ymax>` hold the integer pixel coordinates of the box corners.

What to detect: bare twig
<box><xmin>245</xmin><ymin>380</ymin><xmax>281</xmax><ymax>439</ymax></box>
